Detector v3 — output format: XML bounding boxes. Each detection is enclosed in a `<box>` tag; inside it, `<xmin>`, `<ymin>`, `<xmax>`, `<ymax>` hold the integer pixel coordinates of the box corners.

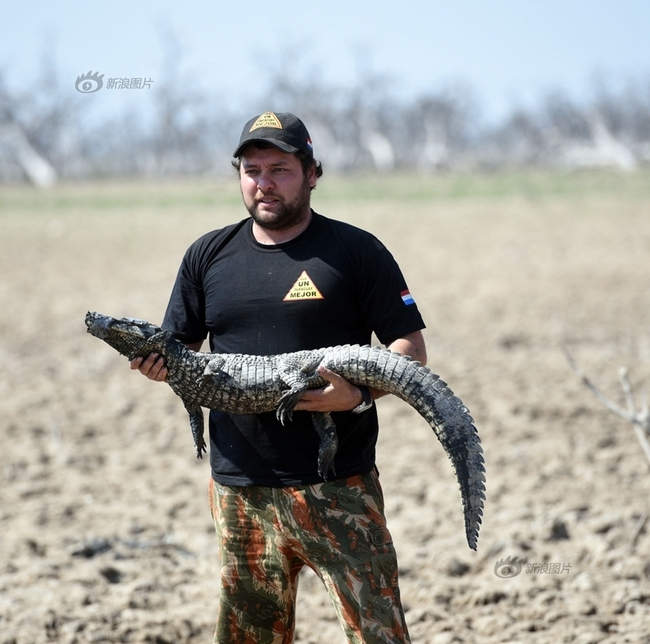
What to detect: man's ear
<box><xmin>307</xmin><ymin>163</ymin><xmax>318</xmax><ymax>188</ymax></box>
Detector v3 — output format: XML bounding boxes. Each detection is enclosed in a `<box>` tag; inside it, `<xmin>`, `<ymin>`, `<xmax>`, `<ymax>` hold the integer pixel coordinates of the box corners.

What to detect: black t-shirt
<box><xmin>163</xmin><ymin>211</ymin><xmax>425</xmax><ymax>486</ymax></box>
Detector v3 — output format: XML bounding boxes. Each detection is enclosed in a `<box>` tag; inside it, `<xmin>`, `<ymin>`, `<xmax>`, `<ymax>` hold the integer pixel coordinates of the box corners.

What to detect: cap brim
<box><xmin>233</xmin><ymin>137</ymin><xmax>300</xmax><ymax>158</ymax></box>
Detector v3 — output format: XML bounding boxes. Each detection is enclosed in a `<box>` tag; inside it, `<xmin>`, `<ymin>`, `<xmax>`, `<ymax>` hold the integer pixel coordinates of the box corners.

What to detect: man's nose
<box><xmin>256</xmin><ymin>171</ymin><xmax>275</xmax><ymax>191</ymax></box>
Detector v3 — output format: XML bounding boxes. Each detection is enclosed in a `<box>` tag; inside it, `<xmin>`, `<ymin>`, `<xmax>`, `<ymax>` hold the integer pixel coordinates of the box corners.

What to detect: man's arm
<box><xmin>294</xmin><ymin>330</ymin><xmax>427</xmax><ymax>413</ymax></box>
<box><xmin>129</xmin><ymin>341</ymin><xmax>204</xmax><ymax>381</ymax></box>
<box><xmin>385</xmin><ymin>330</ymin><xmax>427</xmax><ymax>366</ymax></box>
<box><xmin>371</xmin><ymin>329</ymin><xmax>427</xmax><ymax>400</ymax></box>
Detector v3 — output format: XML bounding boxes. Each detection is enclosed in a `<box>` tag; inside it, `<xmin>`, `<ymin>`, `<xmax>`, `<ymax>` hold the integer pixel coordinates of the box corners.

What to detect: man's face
<box><xmin>239</xmin><ymin>145</ymin><xmax>317</xmax><ymax>232</ymax></box>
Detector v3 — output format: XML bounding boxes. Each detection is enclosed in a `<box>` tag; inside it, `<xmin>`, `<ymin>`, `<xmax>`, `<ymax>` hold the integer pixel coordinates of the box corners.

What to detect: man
<box><xmin>132</xmin><ymin>112</ymin><xmax>426</xmax><ymax>644</ymax></box>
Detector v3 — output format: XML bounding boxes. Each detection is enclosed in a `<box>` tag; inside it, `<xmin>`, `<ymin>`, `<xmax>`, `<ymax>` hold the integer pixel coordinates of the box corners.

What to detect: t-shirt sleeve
<box><xmin>162</xmin><ymin>243</ymin><xmax>208</xmax><ymax>345</ymax></box>
<box><xmin>356</xmin><ymin>245</ymin><xmax>425</xmax><ymax>346</ymax></box>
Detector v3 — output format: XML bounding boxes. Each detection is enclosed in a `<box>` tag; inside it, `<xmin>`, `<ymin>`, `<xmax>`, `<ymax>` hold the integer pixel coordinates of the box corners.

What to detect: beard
<box><xmin>246</xmin><ymin>175</ymin><xmax>312</xmax><ymax>232</ymax></box>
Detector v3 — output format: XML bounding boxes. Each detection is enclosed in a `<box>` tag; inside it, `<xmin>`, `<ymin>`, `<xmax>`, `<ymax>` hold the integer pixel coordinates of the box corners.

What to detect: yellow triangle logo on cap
<box><xmin>250</xmin><ymin>112</ymin><xmax>283</xmax><ymax>131</ymax></box>
<box><xmin>283</xmin><ymin>270</ymin><xmax>324</xmax><ymax>301</ymax></box>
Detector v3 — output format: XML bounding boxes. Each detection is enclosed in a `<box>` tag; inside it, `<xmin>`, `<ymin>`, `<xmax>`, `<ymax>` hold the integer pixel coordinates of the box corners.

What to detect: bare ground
<box><xmin>1</xmin><ymin>174</ymin><xmax>650</xmax><ymax>643</ymax></box>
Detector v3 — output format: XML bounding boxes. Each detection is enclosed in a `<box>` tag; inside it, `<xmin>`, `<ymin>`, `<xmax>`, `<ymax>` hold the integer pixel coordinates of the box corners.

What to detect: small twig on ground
<box><xmin>630</xmin><ymin>512</ymin><xmax>648</xmax><ymax>552</ymax></box>
<box><xmin>619</xmin><ymin>367</ymin><xmax>636</xmax><ymax>417</ymax></box>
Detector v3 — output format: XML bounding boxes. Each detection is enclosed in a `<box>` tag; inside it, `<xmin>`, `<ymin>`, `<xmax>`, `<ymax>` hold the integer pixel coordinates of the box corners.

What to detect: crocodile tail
<box><xmin>341</xmin><ymin>345</ymin><xmax>486</xmax><ymax>551</ymax></box>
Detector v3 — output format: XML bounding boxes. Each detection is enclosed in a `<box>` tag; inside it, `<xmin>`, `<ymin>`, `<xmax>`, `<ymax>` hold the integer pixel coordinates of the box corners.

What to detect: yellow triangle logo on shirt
<box><xmin>250</xmin><ymin>112</ymin><xmax>283</xmax><ymax>131</ymax></box>
<box><xmin>283</xmin><ymin>270</ymin><xmax>324</xmax><ymax>301</ymax></box>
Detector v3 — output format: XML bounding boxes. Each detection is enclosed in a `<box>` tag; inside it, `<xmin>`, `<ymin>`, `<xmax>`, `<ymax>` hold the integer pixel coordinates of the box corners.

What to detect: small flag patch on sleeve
<box><xmin>401</xmin><ymin>290</ymin><xmax>415</xmax><ymax>305</ymax></box>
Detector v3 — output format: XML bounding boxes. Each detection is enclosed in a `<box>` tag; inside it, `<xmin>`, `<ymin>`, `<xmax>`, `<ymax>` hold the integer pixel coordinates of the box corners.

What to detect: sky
<box><xmin>2</xmin><ymin>0</ymin><xmax>650</xmax><ymax>125</ymax></box>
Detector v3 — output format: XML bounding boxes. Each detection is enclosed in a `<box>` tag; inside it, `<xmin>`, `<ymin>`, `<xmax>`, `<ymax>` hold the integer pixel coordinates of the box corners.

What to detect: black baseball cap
<box><xmin>233</xmin><ymin>111</ymin><xmax>313</xmax><ymax>158</ymax></box>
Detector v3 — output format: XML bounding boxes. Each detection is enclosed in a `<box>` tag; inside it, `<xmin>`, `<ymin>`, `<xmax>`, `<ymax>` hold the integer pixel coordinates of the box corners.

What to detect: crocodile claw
<box><xmin>276</xmin><ymin>389</ymin><xmax>305</xmax><ymax>425</ymax></box>
<box><xmin>317</xmin><ymin>445</ymin><xmax>337</xmax><ymax>481</ymax></box>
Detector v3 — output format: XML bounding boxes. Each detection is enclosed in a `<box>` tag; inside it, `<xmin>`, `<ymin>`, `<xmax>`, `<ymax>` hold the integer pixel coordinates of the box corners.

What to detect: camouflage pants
<box><xmin>208</xmin><ymin>470</ymin><xmax>411</xmax><ymax>644</ymax></box>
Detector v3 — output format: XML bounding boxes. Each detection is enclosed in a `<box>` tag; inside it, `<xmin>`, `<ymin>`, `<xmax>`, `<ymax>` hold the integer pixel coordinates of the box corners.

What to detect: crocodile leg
<box><xmin>200</xmin><ymin>355</ymin><xmax>226</xmax><ymax>382</ymax></box>
<box><xmin>276</xmin><ymin>387</ymin><xmax>308</xmax><ymax>425</ymax></box>
<box><xmin>183</xmin><ymin>400</ymin><xmax>207</xmax><ymax>458</ymax></box>
<box><xmin>275</xmin><ymin>356</ymin><xmax>323</xmax><ymax>424</ymax></box>
<box><xmin>311</xmin><ymin>412</ymin><xmax>338</xmax><ymax>480</ymax></box>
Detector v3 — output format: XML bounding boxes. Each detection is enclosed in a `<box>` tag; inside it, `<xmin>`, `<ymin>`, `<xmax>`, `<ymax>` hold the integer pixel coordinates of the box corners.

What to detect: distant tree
<box><xmin>2</xmin><ymin>47</ymin><xmax>650</xmax><ymax>183</ymax></box>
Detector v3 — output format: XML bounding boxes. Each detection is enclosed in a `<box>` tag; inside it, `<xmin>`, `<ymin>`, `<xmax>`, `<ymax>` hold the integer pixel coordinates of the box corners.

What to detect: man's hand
<box><xmin>129</xmin><ymin>341</ymin><xmax>201</xmax><ymax>382</ymax></box>
<box><xmin>293</xmin><ymin>366</ymin><xmax>364</xmax><ymax>413</ymax></box>
<box><xmin>294</xmin><ymin>331</ymin><xmax>427</xmax><ymax>413</ymax></box>
<box><xmin>129</xmin><ymin>353</ymin><xmax>168</xmax><ymax>382</ymax></box>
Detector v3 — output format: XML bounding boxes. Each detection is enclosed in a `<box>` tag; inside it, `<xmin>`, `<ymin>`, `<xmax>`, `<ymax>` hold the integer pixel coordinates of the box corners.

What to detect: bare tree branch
<box><xmin>564</xmin><ymin>346</ymin><xmax>650</xmax><ymax>469</ymax></box>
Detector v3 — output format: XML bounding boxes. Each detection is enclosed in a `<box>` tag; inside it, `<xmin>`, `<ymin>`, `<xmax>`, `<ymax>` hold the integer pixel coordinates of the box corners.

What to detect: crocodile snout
<box><xmin>85</xmin><ymin>311</ymin><xmax>110</xmax><ymax>339</ymax></box>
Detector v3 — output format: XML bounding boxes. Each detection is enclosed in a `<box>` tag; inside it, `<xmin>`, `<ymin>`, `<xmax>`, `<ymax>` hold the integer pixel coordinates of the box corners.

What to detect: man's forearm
<box><xmin>369</xmin><ymin>330</ymin><xmax>427</xmax><ymax>400</ymax></box>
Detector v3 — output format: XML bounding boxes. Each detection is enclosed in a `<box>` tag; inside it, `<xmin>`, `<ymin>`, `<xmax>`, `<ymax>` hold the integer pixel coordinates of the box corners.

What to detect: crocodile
<box><xmin>85</xmin><ymin>311</ymin><xmax>485</xmax><ymax>550</ymax></box>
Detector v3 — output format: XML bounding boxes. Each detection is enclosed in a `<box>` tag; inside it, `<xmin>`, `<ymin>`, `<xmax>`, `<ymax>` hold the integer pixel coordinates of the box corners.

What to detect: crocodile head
<box><xmin>85</xmin><ymin>312</ymin><xmax>164</xmax><ymax>359</ymax></box>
